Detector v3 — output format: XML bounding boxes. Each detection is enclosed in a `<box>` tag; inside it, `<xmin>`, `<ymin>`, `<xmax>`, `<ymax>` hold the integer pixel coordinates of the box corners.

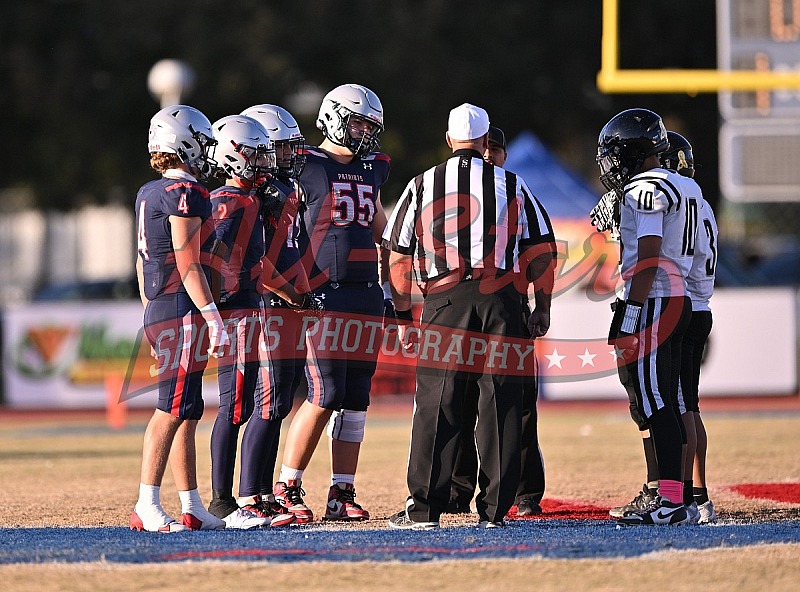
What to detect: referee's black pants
<box><xmin>406</xmin><ymin>281</ymin><xmax>527</xmax><ymax>524</ymax></box>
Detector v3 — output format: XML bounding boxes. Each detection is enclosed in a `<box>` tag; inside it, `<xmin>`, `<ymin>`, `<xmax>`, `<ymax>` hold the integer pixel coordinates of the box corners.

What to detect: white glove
<box><xmin>199</xmin><ymin>302</ymin><xmax>230</xmax><ymax>358</ymax></box>
<box><xmin>589</xmin><ymin>190</ymin><xmax>620</xmax><ymax>233</ymax></box>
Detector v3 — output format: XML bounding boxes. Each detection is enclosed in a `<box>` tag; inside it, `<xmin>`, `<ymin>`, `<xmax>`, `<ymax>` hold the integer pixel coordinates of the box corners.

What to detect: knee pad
<box><xmin>326</xmin><ymin>409</ymin><xmax>366</xmax><ymax>443</ymax></box>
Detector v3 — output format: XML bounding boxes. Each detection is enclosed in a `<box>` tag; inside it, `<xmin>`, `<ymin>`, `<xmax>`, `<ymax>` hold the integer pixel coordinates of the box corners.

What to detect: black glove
<box><xmin>383</xmin><ymin>297</ymin><xmax>396</xmax><ymax>321</ymax></box>
<box><xmin>298</xmin><ymin>292</ymin><xmax>325</xmax><ymax>312</ymax></box>
<box><xmin>257</xmin><ymin>180</ymin><xmax>290</xmax><ymax>227</ymax></box>
<box><xmin>527</xmin><ymin>309</ymin><xmax>550</xmax><ymax>338</ymax></box>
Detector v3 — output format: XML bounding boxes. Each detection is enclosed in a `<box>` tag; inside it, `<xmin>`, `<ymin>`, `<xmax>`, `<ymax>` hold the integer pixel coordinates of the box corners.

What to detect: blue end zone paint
<box><xmin>0</xmin><ymin>520</ymin><xmax>799</xmax><ymax>564</ymax></box>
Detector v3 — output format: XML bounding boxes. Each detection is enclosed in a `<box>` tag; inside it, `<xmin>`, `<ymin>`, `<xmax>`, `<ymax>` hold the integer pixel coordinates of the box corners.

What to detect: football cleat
<box><xmin>250</xmin><ymin>495</ymin><xmax>296</xmax><ymax>527</ymax></box>
<box><xmin>616</xmin><ymin>496</ymin><xmax>689</xmax><ymax>526</ymax></box>
<box><xmin>387</xmin><ymin>510</ymin><xmax>439</xmax><ymax>530</ymax></box>
<box><xmin>130</xmin><ymin>506</ymin><xmax>187</xmax><ymax>533</ymax></box>
<box><xmin>323</xmin><ymin>483</ymin><xmax>370</xmax><ymax>521</ymax></box>
<box><xmin>685</xmin><ymin>501</ymin><xmax>700</xmax><ymax>525</ymax></box>
<box><xmin>273</xmin><ymin>480</ymin><xmax>314</xmax><ymax>524</ymax></box>
<box><xmin>222</xmin><ymin>507</ymin><xmax>269</xmax><ymax>530</ymax></box>
<box><xmin>698</xmin><ymin>499</ymin><xmax>717</xmax><ymax>524</ymax></box>
<box><xmin>181</xmin><ymin>506</ymin><xmax>226</xmax><ymax>530</ymax></box>
<box><xmin>609</xmin><ymin>484</ymin><xmax>658</xmax><ymax>518</ymax></box>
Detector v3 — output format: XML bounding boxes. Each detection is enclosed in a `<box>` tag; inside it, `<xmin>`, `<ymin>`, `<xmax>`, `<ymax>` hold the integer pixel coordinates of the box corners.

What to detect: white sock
<box><xmin>178</xmin><ymin>488</ymin><xmax>204</xmax><ymax>514</ymax></box>
<box><xmin>332</xmin><ymin>473</ymin><xmax>355</xmax><ymax>486</ymax></box>
<box><xmin>279</xmin><ymin>466</ymin><xmax>304</xmax><ymax>483</ymax></box>
<box><xmin>237</xmin><ymin>495</ymin><xmax>258</xmax><ymax>507</ymax></box>
<box><xmin>138</xmin><ymin>483</ymin><xmax>161</xmax><ymax>507</ymax></box>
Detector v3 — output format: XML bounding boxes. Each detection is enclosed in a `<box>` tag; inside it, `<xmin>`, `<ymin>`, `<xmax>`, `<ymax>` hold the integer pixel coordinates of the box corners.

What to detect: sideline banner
<box><xmin>1</xmin><ymin>288</ymin><xmax>796</xmax><ymax>409</ymax></box>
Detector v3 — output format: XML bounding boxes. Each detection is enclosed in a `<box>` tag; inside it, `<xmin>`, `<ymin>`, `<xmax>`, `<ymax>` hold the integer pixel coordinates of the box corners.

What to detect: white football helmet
<box><xmin>212</xmin><ymin>115</ymin><xmax>275</xmax><ymax>183</ymax></box>
<box><xmin>316</xmin><ymin>84</ymin><xmax>384</xmax><ymax>156</ymax></box>
<box><xmin>148</xmin><ymin>105</ymin><xmax>217</xmax><ymax>180</ymax></box>
<box><xmin>241</xmin><ymin>104</ymin><xmax>306</xmax><ymax>178</ymax></box>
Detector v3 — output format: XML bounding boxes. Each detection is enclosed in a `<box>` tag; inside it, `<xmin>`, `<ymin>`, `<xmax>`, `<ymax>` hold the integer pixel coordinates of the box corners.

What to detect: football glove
<box><xmin>590</xmin><ymin>190</ymin><xmax>621</xmax><ymax>234</ymax></box>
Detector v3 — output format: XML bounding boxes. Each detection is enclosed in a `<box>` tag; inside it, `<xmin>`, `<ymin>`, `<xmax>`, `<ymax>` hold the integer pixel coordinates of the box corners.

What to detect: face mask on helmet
<box><xmin>660</xmin><ymin>131</ymin><xmax>695</xmax><ymax>178</ymax></box>
<box><xmin>148</xmin><ymin>105</ymin><xmax>218</xmax><ymax>180</ymax></box>
<box><xmin>596</xmin><ymin>108</ymin><xmax>668</xmax><ymax>192</ymax></box>
<box><xmin>241</xmin><ymin>104</ymin><xmax>306</xmax><ymax>179</ymax></box>
<box><xmin>316</xmin><ymin>84</ymin><xmax>384</xmax><ymax>157</ymax></box>
<box><xmin>212</xmin><ymin>116</ymin><xmax>275</xmax><ymax>185</ymax></box>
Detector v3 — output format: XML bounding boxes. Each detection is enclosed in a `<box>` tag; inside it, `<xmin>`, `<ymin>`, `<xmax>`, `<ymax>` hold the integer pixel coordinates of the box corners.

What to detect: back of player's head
<box><xmin>660</xmin><ymin>131</ymin><xmax>695</xmax><ymax>178</ymax></box>
<box><xmin>148</xmin><ymin>105</ymin><xmax>217</xmax><ymax>180</ymax></box>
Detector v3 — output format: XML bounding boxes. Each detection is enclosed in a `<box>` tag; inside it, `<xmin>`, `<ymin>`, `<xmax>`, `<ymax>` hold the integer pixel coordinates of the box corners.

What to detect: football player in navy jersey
<box><xmin>131</xmin><ymin>105</ymin><xmax>228</xmax><ymax>532</ymax></box>
<box><xmin>596</xmin><ymin>109</ymin><xmax>697</xmax><ymax>526</ymax></box>
<box><xmin>204</xmin><ymin>114</ymin><xmax>300</xmax><ymax>529</ymax></box>
<box><xmin>271</xmin><ymin>84</ymin><xmax>392</xmax><ymax>523</ymax></box>
<box><xmin>238</xmin><ymin>104</ymin><xmax>313</xmax><ymax>517</ymax></box>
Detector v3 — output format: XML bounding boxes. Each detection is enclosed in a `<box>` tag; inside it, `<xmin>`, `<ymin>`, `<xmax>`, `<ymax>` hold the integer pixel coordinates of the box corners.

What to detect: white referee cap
<box><xmin>447</xmin><ymin>103</ymin><xmax>490</xmax><ymax>141</ymax></box>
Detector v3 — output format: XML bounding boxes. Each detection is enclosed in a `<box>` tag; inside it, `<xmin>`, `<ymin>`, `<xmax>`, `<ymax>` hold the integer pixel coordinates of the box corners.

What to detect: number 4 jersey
<box><xmin>618</xmin><ymin>167</ymin><xmax>703</xmax><ymax>299</ymax></box>
<box><xmin>297</xmin><ymin>147</ymin><xmax>391</xmax><ymax>284</ymax></box>
<box><xmin>135</xmin><ymin>172</ymin><xmax>212</xmax><ymax>301</ymax></box>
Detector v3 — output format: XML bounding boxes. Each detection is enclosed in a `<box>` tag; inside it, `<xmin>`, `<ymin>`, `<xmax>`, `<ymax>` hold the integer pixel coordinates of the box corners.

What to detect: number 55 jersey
<box><xmin>297</xmin><ymin>147</ymin><xmax>391</xmax><ymax>285</ymax></box>
<box><xmin>618</xmin><ymin>167</ymin><xmax>702</xmax><ymax>299</ymax></box>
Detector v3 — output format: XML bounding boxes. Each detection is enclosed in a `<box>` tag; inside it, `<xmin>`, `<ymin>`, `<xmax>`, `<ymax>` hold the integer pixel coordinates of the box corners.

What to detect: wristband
<box><xmin>381</xmin><ymin>281</ymin><xmax>393</xmax><ymax>300</ymax></box>
<box><xmin>395</xmin><ymin>308</ymin><xmax>413</xmax><ymax>322</ymax></box>
<box><xmin>199</xmin><ymin>302</ymin><xmax>220</xmax><ymax>317</ymax></box>
<box><xmin>620</xmin><ymin>300</ymin><xmax>642</xmax><ymax>334</ymax></box>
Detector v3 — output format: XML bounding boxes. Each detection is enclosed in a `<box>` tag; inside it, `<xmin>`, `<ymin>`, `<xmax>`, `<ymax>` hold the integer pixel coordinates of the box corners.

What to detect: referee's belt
<box><xmin>421</xmin><ymin>268</ymin><xmax>494</xmax><ymax>293</ymax></box>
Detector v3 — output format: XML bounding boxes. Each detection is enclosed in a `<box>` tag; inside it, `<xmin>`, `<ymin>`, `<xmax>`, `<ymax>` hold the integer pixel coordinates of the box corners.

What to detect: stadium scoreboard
<box><xmin>719</xmin><ymin>0</ymin><xmax>800</xmax><ymax>201</ymax></box>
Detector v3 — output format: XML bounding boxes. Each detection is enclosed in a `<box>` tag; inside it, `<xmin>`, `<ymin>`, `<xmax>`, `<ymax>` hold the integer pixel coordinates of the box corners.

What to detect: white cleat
<box><xmin>223</xmin><ymin>507</ymin><xmax>270</xmax><ymax>530</ymax></box>
<box><xmin>698</xmin><ymin>499</ymin><xmax>717</xmax><ymax>524</ymax></box>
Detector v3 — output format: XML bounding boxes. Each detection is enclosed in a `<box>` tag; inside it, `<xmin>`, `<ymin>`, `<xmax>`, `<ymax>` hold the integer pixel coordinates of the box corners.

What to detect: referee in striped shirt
<box><xmin>384</xmin><ymin>103</ymin><xmax>556</xmax><ymax>529</ymax></box>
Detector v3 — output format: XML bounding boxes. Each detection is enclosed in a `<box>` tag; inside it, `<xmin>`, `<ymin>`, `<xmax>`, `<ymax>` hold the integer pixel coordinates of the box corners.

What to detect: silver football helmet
<box><xmin>211</xmin><ymin>115</ymin><xmax>275</xmax><ymax>183</ymax></box>
<box><xmin>316</xmin><ymin>83</ymin><xmax>384</xmax><ymax>156</ymax></box>
<box><xmin>148</xmin><ymin>105</ymin><xmax>217</xmax><ymax>180</ymax></box>
<box><xmin>241</xmin><ymin>104</ymin><xmax>306</xmax><ymax>178</ymax></box>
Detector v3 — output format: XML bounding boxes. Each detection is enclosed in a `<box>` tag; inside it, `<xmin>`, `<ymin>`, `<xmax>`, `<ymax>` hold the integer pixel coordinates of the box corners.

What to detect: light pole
<box><xmin>147</xmin><ymin>59</ymin><xmax>196</xmax><ymax>108</ymax></box>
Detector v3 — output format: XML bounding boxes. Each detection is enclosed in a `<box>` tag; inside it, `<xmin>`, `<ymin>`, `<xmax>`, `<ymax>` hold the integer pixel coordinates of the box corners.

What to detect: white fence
<box><xmin>0</xmin><ymin>205</ymin><xmax>135</xmax><ymax>305</ymax></box>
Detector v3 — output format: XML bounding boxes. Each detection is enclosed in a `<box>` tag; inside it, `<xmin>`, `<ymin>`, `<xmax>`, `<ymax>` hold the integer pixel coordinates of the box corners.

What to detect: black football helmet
<box><xmin>660</xmin><ymin>131</ymin><xmax>694</xmax><ymax>178</ymax></box>
<box><xmin>596</xmin><ymin>108</ymin><xmax>669</xmax><ymax>192</ymax></box>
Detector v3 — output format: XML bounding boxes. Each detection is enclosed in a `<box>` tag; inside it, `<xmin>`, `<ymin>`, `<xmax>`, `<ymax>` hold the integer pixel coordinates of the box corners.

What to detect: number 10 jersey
<box><xmin>618</xmin><ymin>167</ymin><xmax>703</xmax><ymax>299</ymax></box>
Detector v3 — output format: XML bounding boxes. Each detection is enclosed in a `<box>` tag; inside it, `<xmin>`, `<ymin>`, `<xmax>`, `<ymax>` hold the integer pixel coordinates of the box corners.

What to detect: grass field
<box><xmin>0</xmin><ymin>396</ymin><xmax>799</xmax><ymax>591</ymax></box>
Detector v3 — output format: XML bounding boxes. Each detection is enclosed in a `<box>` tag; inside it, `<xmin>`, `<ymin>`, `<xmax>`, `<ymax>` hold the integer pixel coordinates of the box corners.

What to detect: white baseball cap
<box><xmin>447</xmin><ymin>103</ymin><xmax>490</xmax><ymax>141</ymax></box>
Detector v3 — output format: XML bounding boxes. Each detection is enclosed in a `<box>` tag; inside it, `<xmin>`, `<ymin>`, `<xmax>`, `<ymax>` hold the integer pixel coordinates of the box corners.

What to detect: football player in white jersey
<box><xmin>662</xmin><ymin>132</ymin><xmax>719</xmax><ymax>524</ymax></box>
<box><xmin>596</xmin><ymin>109</ymin><xmax>699</xmax><ymax>526</ymax></box>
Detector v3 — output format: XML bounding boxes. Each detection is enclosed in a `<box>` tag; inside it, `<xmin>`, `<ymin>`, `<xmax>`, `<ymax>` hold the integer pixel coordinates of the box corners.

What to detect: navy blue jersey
<box><xmin>263</xmin><ymin>176</ymin><xmax>302</xmax><ymax>276</ymax></box>
<box><xmin>136</xmin><ymin>174</ymin><xmax>213</xmax><ymax>300</ymax></box>
<box><xmin>298</xmin><ymin>147</ymin><xmax>391</xmax><ymax>284</ymax></box>
<box><xmin>210</xmin><ymin>185</ymin><xmax>265</xmax><ymax>299</ymax></box>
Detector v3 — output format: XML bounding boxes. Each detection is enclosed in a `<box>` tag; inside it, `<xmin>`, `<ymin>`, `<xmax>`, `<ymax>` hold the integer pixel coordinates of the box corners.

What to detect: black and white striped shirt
<box><xmin>381</xmin><ymin>149</ymin><xmax>555</xmax><ymax>282</ymax></box>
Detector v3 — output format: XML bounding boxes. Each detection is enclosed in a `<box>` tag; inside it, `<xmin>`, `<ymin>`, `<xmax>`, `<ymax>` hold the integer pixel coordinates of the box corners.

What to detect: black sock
<box><xmin>693</xmin><ymin>487</ymin><xmax>709</xmax><ymax>505</ymax></box>
<box><xmin>642</xmin><ymin>436</ymin><xmax>660</xmax><ymax>484</ymax></box>
<box><xmin>683</xmin><ymin>480</ymin><xmax>694</xmax><ymax>505</ymax></box>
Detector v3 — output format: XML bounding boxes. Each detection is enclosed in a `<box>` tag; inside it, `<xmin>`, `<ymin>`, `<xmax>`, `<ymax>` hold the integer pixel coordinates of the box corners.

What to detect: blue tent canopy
<box><xmin>504</xmin><ymin>131</ymin><xmax>601</xmax><ymax>220</ymax></box>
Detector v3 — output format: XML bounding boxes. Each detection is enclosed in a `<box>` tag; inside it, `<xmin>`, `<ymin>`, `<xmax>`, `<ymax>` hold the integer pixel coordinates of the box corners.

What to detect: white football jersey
<box><xmin>686</xmin><ymin>197</ymin><xmax>718</xmax><ymax>311</ymax></box>
<box><xmin>618</xmin><ymin>167</ymin><xmax>701</xmax><ymax>299</ymax></box>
